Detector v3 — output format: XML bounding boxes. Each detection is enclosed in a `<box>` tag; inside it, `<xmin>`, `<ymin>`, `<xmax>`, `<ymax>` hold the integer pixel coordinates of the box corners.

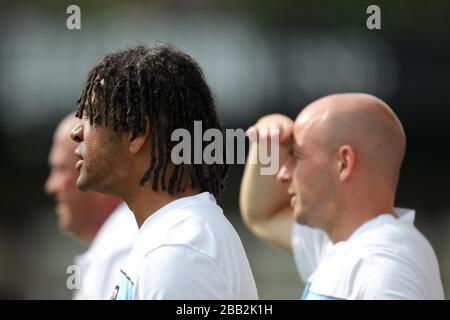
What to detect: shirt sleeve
<box><xmin>133</xmin><ymin>245</ymin><xmax>234</xmax><ymax>300</ymax></box>
<box><xmin>291</xmin><ymin>223</ymin><xmax>331</xmax><ymax>282</ymax></box>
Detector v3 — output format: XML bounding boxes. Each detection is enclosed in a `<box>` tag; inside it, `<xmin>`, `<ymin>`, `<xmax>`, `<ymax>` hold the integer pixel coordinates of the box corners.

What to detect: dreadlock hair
<box><xmin>75</xmin><ymin>43</ymin><xmax>228</xmax><ymax>199</ymax></box>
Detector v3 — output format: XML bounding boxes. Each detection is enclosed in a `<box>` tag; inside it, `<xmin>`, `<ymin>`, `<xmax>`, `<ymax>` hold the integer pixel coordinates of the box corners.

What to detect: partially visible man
<box><xmin>45</xmin><ymin>113</ymin><xmax>137</xmax><ymax>299</ymax></box>
<box><xmin>240</xmin><ymin>93</ymin><xmax>444</xmax><ymax>299</ymax></box>
<box><xmin>70</xmin><ymin>44</ymin><xmax>257</xmax><ymax>299</ymax></box>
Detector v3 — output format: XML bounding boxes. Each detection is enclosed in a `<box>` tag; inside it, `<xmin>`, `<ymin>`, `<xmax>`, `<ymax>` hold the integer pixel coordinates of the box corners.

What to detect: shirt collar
<box><xmin>138</xmin><ymin>192</ymin><xmax>215</xmax><ymax>233</ymax></box>
<box><xmin>120</xmin><ymin>192</ymin><xmax>216</xmax><ymax>282</ymax></box>
<box><xmin>348</xmin><ymin>207</ymin><xmax>416</xmax><ymax>241</ymax></box>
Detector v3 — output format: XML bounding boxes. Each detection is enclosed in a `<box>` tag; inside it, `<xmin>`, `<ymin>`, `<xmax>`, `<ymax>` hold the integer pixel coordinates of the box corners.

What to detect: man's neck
<box><xmin>123</xmin><ymin>186</ymin><xmax>201</xmax><ymax>228</ymax></box>
<box><xmin>326</xmin><ymin>203</ymin><xmax>395</xmax><ymax>244</ymax></box>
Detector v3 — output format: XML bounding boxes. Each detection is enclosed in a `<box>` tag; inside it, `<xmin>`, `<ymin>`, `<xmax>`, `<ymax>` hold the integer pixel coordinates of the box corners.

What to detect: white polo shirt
<box><xmin>111</xmin><ymin>192</ymin><xmax>258</xmax><ymax>300</ymax></box>
<box><xmin>74</xmin><ymin>202</ymin><xmax>138</xmax><ymax>299</ymax></box>
<box><xmin>292</xmin><ymin>208</ymin><xmax>444</xmax><ymax>300</ymax></box>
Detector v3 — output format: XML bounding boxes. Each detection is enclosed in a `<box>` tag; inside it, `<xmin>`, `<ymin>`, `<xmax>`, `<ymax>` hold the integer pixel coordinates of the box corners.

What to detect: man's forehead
<box><xmin>56</xmin><ymin>116</ymin><xmax>80</xmax><ymax>135</ymax></box>
<box><xmin>54</xmin><ymin>126</ymin><xmax>76</xmax><ymax>146</ymax></box>
<box><xmin>293</xmin><ymin>114</ymin><xmax>314</xmax><ymax>145</ymax></box>
<box><xmin>292</xmin><ymin>127</ymin><xmax>308</xmax><ymax>152</ymax></box>
<box><xmin>292</xmin><ymin>127</ymin><xmax>324</xmax><ymax>155</ymax></box>
<box><xmin>293</xmin><ymin>103</ymin><xmax>331</xmax><ymax>145</ymax></box>
<box><xmin>53</xmin><ymin>131</ymin><xmax>76</xmax><ymax>149</ymax></box>
<box><xmin>49</xmin><ymin>141</ymin><xmax>76</xmax><ymax>164</ymax></box>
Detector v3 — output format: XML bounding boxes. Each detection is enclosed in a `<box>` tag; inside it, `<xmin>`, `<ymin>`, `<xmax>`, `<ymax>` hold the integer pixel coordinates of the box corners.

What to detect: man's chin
<box><xmin>56</xmin><ymin>210</ymin><xmax>71</xmax><ymax>233</ymax></box>
<box><xmin>295</xmin><ymin>217</ymin><xmax>307</xmax><ymax>225</ymax></box>
<box><xmin>294</xmin><ymin>210</ymin><xmax>307</xmax><ymax>225</ymax></box>
<box><xmin>76</xmin><ymin>176</ymin><xmax>111</xmax><ymax>195</ymax></box>
<box><xmin>76</xmin><ymin>176</ymin><xmax>91</xmax><ymax>192</ymax></box>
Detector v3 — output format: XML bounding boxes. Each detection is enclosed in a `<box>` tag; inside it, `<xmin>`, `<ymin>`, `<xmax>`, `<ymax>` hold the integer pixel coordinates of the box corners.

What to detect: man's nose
<box><xmin>71</xmin><ymin>122</ymin><xmax>83</xmax><ymax>143</ymax></box>
<box><xmin>44</xmin><ymin>172</ymin><xmax>57</xmax><ymax>196</ymax></box>
<box><xmin>276</xmin><ymin>159</ymin><xmax>293</xmax><ymax>183</ymax></box>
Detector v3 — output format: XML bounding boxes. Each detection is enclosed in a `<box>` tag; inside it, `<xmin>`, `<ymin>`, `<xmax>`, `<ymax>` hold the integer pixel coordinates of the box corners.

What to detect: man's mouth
<box><xmin>290</xmin><ymin>195</ymin><xmax>297</xmax><ymax>207</ymax></box>
<box><xmin>75</xmin><ymin>159</ymin><xmax>84</xmax><ymax>171</ymax></box>
<box><xmin>74</xmin><ymin>146</ymin><xmax>84</xmax><ymax>171</ymax></box>
<box><xmin>287</xmin><ymin>189</ymin><xmax>297</xmax><ymax>207</ymax></box>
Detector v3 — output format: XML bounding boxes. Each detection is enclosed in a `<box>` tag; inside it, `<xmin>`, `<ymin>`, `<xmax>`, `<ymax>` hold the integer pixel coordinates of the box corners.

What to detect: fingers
<box><xmin>246</xmin><ymin>126</ymin><xmax>271</xmax><ymax>141</ymax></box>
<box><xmin>279</xmin><ymin>122</ymin><xmax>293</xmax><ymax>142</ymax></box>
<box><xmin>246</xmin><ymin>114</ymin><xmax>293</xmax><ymax>143</ymax></box>
<box><xmin>246</xmin><ymin>126</ymin><xmax>257</xmax><ymax>141</ymax></box>
<box><xmin>245</xmin><ymin>124</ymin><xmax>281</xmax><ymax>141</ymax></box>
<box><xmin>246</xmin><ymin>126</ymin><xmax>271</xmax><ymax>142</ymax></box>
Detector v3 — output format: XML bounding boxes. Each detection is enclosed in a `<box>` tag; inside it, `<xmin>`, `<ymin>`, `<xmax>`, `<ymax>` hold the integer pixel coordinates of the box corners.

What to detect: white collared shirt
<box><xmin>74</xmin><ymin>202</ymin><xmax>138</xmax><ymax>299</ymax></box>
<box><xmin>292</xmin><ymin>208</ymin><xmax>444</xmax><ymax>299</ymax></box>
<box><xmin>111</xmin><ymin>192</ymin><xmax>258</xmax><ymax>300</ymax></box>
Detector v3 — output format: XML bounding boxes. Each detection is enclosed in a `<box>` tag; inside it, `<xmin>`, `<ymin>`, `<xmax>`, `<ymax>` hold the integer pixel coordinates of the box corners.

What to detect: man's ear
<box><xmin>337</xmin><ymin>145</ymin><xmax>356</xmax><ymax>182</ymax></box>
<box><xmin>128</xmin><ymin>117</ymin><xmax>150</xmax><ymax>154</ymax></box>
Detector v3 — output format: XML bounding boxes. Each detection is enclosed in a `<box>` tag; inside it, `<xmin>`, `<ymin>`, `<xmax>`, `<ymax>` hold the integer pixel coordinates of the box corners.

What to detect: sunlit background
<box><xmin>0</xmin><ymin>0</ymin><xmax>449</xmax><ymax>299</ymax></box>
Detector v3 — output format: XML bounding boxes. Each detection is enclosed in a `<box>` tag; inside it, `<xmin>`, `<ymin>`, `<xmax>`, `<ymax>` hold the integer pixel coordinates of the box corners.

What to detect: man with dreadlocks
<box><xmin>45</xmin><ymin>113</ymin><xmax>137</xmax><ymax>300</ymax></box>
<box><xmin>70</xmin><ymin>43</ymin><xmax>258</xmax><ymax>299</ymax></box>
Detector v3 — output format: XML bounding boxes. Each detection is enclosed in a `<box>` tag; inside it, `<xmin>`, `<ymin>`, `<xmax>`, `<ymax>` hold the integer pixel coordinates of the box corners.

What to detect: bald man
<box><xmin>240</xmin><ymin>93</ymin><xmax>444</xmax><ymax>299</ymax></box>
<box><xmin>45</xmin><ymin>113</ymin><xmax>137</xmax><ymax>299</ymax></box>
